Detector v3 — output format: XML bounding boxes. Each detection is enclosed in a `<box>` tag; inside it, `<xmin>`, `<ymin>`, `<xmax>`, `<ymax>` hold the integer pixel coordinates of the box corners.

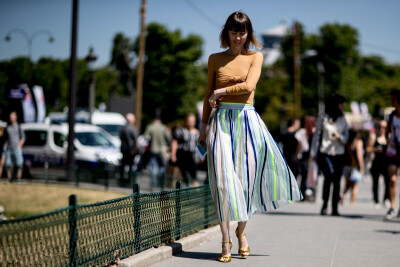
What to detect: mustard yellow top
<box><xmin>202</xmin><ymin>51</ymin><xmax>263</xmax><ymax>123</ymax></box>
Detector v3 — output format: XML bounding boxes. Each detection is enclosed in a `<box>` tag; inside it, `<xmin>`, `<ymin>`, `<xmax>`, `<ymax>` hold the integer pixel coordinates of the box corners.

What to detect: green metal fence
<box><xmin>0</xmin><ymin>183</ymin><xmax>218</xmax><ymax>266</ymax></box>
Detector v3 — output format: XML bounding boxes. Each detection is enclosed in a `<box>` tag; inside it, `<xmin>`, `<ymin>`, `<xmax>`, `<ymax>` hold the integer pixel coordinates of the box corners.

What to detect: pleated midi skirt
<box><xmin>207</xmin><ymin>103</ymin><xmax>303</xmax><ymax>222</ymax></box>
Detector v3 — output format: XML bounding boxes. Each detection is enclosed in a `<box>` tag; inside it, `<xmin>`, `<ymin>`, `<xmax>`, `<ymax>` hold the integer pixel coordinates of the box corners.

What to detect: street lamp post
<box><xmin>85</xmin><ymin>47</ymin><xmax>97</xmax><ymax>124</ymax></box>
<box><xmin>4</xmin><ymin>28</ymin><xmax>55</xmax><ymax>61</ymax></box>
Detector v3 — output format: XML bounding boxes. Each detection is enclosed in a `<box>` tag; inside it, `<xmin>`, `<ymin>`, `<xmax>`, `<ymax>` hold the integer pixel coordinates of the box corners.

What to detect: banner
<box><xmin>33</xmin><ymin>85</ymin><xmax>46</xmax><ymax>122</ymax></box>
<box><xmin>21</xmin><ymin>87</ymin><xmax>36</xmax><ymax>123</ymax></box>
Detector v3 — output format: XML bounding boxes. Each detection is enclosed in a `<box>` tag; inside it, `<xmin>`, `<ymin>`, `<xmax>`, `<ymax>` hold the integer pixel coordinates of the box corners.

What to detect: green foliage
<box><xmin>133</xmin><ymin>23</ymin><xmax>204</xmax><ymax>126</ymax></box>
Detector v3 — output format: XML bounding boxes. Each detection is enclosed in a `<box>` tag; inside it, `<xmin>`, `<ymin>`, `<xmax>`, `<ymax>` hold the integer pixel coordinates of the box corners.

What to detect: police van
<box><xmin>21</xmin><ymin>122</ymin><xmax>122</xmax><ymax>180</ymax></box>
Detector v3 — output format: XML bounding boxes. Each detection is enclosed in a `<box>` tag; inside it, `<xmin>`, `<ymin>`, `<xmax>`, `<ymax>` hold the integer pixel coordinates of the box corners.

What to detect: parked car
<box><xmin>21</xmin><ymin>122</ymin><xmax>122</xmax><ymax>181</ymax></box>
<box><xmin>45</xmin><ymin>110</ymin><xmax>126</xmax><ymax>148</ymax></box>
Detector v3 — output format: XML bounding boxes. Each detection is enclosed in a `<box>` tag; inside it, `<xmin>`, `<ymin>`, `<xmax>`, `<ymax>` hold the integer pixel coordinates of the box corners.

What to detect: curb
<box><xmin>118</xmin><ymin>223</ymin><xmax>231</xmax><ymax>266</ymax></box>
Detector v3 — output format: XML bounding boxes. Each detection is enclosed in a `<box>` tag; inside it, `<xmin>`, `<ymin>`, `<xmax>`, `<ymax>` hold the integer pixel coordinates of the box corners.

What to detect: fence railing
<box><xmin>0</xmin><ymin>182</ymin><xmax>218</xmax><ymax>266</ymax></box>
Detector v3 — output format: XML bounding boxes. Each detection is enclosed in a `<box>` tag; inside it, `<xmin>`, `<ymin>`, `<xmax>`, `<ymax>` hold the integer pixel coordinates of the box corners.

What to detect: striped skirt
<box><xmin>207</xmin><ymin>103</ymin><xmax>303</xmax><ymax>222</ymax></box>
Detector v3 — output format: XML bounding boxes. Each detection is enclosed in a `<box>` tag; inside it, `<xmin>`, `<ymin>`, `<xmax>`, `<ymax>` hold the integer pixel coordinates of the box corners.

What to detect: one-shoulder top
<box><xmin>202</xmin><ymin>51</ymin><xmax>263</xmax><ymax>123</ymax></box>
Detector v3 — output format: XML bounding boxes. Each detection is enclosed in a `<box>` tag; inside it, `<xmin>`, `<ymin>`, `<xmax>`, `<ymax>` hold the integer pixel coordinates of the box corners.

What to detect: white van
<box><xmin>46</xmin><ymin>111</ymin><xmax>126</xmax><ymax>148</ymax></box>
<box><xmin>90</xmin><ymin>111</ymin><xmax>126</xmax><ymax>148</ymax></box>
<box><xmin>21</xmin><ymin>122</ymin><xmax>122</xmax><ymax>179</ymax></box>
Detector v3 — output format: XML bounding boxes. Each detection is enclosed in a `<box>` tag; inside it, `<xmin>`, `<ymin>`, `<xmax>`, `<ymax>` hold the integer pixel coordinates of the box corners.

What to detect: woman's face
<box><xmin>228</xmin><ymin>29</ymin><xmax>248</xmax><ymax>50</ymax></box>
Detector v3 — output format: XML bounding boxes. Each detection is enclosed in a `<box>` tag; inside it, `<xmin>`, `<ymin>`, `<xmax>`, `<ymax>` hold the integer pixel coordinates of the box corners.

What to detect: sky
<box><xmin>1</xmin><ymin>0</ymin><xmax>400</xmax><ymax>68</ymax></box>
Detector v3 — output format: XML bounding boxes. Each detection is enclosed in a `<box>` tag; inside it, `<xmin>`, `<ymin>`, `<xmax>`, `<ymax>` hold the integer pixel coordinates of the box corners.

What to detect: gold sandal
<box><xmin>217</xmin><ymin>239</ymin><xmax>233</xmax><ymax>263</ymax></box>
<box><xmin>235</xmin><ymin>228</ymin><xmax>250</xmax><ymax>258</ymax></box>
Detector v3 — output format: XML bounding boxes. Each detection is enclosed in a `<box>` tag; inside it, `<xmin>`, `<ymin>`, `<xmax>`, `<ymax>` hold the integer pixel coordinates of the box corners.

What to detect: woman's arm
<box><xmin>224</xmin><ymin>52</ymin><xmax>263</xmax><ymax>95</ymax></box>
<box><xmin>356</xmin><ymin>139</ymin><xmax>365</xmax><ymax>174</ymax></box>
<box><xmin>201</xmin><ymin>54</ymin><xmax>216</xmax><ymax>124</ymax></box>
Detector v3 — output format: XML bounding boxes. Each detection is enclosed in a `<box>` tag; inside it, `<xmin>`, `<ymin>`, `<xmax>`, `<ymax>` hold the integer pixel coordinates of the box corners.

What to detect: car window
<box><xmin>75</xmin><ymin>132</ymin><xmax>113</xmax><ymax>147</ymax></box>
<box><xmin>53</xmin><ymin>132</ymin><xmax>67</xmax><ymax>148</ymax></box>
<box><xmin>96</xmin><ymin>124</ymin><xmax>123</xmax><ymax>137</ymax></box>
<box><xmin>24</xmin><ymin>130</ymin><xmax>47</xmax><ymax>147</ymax></box>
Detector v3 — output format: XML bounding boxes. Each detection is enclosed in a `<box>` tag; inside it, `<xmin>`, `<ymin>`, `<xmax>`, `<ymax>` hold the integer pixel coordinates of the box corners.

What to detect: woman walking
<box><xmin>366</xmin><ymin>120</ymin><xmax>389</xmax><ymax>207</ymax></box>
<box><xmin>198</xmin><ymin>11</ymin><xmax>302</xmax><ymax>263</ymax></box>
<box><xmin>310</xmin><ymin>94</ymin><xmax>349</xmax><ymax>216</ymax></box>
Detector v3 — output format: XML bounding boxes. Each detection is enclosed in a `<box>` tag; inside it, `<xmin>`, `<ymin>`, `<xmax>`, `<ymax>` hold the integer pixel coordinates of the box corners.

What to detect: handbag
<box><xmin>350</xmin><ymin>169</ymin><xmax>362</xmax><ymax>183</ymax></box>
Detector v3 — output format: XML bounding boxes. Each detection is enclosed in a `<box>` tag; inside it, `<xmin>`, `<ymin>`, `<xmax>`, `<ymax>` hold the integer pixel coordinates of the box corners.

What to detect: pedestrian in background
<box><xmin>365</xmin><ymin>120</ymin><xmax>389</xmax><ymax>208</ymax></box>
<box><xmin>144</xmin><ymin>113</ymin><xmax>170</xmax><ymax>190</ymax></box>
<box><xmin>170</xmin><ymin>113</ymin><xmax>200</xmax><ymax>187</ymax></box>
<box><xmin>0</xmin><ymin>121</ymin><xmax>7</xmax><ymax>178</ymax></box>
<box><xmin>384</xmin><ymin>89</ymin><xmax>400</xmax><ymax>219</ymax></box>
<box><xmin>4</xmin><ymin>111</ymin><xmax>25</xmax><ymax>182</ymax></box>
<box><xmin>310</xmin><ymin>94</ymin><xmax>349</xmax><ymax>216</ymax></box>
<box><xmin>198</xmin><ymin>11</ymin><xmax>302</xmax><ymax>263</ymax></box>
<box><xmin>280</xmin><ymin>118</ymin><xmax>300</xmax><ymax>179</ymax></box>
<box><xmin>341</xmin><ymin>129</ymin><xmax>364</xmax><ymax>205</ymax></box>
<box><xmin>119</xmin><ymin>113</ymin><xmax>138</xmax><ymax>186</ymax></box>
<box><xmin>295</xmin><ymin>115</ymin><xmax>316</xmax><ymax>199</ymax></box>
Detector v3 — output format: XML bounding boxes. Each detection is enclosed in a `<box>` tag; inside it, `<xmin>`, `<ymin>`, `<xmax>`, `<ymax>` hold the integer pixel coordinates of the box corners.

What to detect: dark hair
<box><xmin>390</xmin><ymin>88</ymin><xmax>400</xmax><ymax>103</ymax></box>
<box><xmin>220</xmin><ymin>11</ymin><xmax>262</xmax><ymax>51</ymax></box>
<box><xmin>347</xmin><ymin>129</ymin><xmax>358</xmax><ymax>144</ymax></box>
<box><xmin>325</xmin><ymin>94</ymin><xmax>346</xmax><ymax>122</ymax></box>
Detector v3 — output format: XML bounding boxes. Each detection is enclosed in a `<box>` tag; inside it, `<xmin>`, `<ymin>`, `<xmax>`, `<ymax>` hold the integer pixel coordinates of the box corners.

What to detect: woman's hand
<box><xmin>208</xmin><ymin>88</ymin><xmax>227</xmax><ymax>108</ymax></box>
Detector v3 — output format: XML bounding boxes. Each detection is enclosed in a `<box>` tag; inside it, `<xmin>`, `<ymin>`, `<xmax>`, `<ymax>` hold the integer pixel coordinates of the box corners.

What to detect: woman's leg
<box><xmin>331</xmin><ymin>155</ymin><xmax>344</xmax><ymax>215</ymax></box>
<box><xmin>387</xmin><ymin>164</ymin><xmax>398</xmax><ymax>210</ymax></box>
<box><xmin>370</xmin><ymin>163</ymin><xmax>380</xmax><ymax>204</ymax></box>
<box><xmin>219</xmin><ymin>219</ymin><xmax>231</xmax><ymax>258</ymax></box>
<box><xmin>317</xmin><ymin>154</ymin><xmax>333</xmax><ymax>214</ymax></box>
<box><xmin>350</xmin><ymin>182</ymin><xmax>359</xmax><ymax>205</ymax></box>
<box><xmin>236</xmin><ymin>221</ymin><xmax>249</xmax><ymax>256</ymax></box>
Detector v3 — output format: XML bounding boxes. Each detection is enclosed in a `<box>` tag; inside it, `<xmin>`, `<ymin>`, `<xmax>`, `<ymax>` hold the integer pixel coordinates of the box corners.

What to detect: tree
<box><xmin>110</xmin><ymin>33</ymin><xmax>134</xmax><ymax>95</ymax></box>
<box><xmin>133</xmin><ymin>23</ymin><xmax>204</xmax><ymax>126</ymax></box>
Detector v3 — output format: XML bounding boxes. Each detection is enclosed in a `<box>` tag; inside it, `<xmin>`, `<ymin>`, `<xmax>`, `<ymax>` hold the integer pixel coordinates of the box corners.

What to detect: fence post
<box><xmin>175</xmin><ymin>181</ymin><xmax>181</xmax><ymax>240</ymax></box>
<box><xmin>160</xmin><ymin>191</ymin><xmax>171</xmax><ymax>244</ymax></box>
<box><xmin>68</xmin><ymin>194</ymin><xmax>78</xmax><ymax>267</ymax></box>
<box><xmin>204</xmin><ymin>186</ymin><xmax>209</xmax><ymax>229</ymax></box>
<box><xmin>133</xmin><ymin>184</ymin><xmax>141</xmax><ymax>253</ymax></box>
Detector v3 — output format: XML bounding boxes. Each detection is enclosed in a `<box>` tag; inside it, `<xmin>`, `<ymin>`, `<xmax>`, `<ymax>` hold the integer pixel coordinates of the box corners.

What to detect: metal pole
<box><xmin>135</xmin><ymin>0</ymin><xmax>147</xmax><ymax>132</ymax></box>
<box><xmin>67</xmin><ymin>0</ymin><xmax>79</xmax><ymax>182</ymax></box>
<box><xmin>88</xmin><ymin>76</ymin><xmax>95</xmax><ymax>124</ymax></box>
<box><xmin>293</xmin><ymin>22</ymin><xmax>301</xmax><ymax>119</ymax></box>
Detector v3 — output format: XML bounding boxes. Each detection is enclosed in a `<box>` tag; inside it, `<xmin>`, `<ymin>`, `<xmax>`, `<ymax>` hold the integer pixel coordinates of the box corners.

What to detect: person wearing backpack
<box><xmin>4</xmin><ymin>111</ymin><xmax>25</xmax><ymax>182</ymax></box>
<box><xmin>385</xmin><ymin>89</ymin><xmax>400</xmax><ymax>219</ymax></box>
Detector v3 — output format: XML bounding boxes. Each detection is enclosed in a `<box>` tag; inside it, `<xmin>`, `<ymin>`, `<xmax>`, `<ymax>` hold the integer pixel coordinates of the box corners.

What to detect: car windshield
<box><xmin>75</xmin><ymin>132</ymin><xmax>114</xmax><ymax>147</ymax></box>
<box><xmin>96</xmin><ymin>124</ymin><xmax>123</xmax><ymax>137</ymax></box>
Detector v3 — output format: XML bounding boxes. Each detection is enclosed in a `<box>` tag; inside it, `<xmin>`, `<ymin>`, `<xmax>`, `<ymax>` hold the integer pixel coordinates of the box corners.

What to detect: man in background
<box><xmin>4</xmin><ymin>111</ymin><xmax>25</xmax><ymax>182</ymax></box>
<box><xmin>119</xmin><ymin>113</ymin><xmax>138</xmax><ymax>186</ymax></box>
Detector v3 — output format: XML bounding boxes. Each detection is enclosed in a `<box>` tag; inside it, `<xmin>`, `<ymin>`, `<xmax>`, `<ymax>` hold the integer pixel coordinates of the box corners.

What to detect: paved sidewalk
<box><xmin>123</xmin><ymin>177</ymin><xmax>400</xmax><ymax>267</ymax></box>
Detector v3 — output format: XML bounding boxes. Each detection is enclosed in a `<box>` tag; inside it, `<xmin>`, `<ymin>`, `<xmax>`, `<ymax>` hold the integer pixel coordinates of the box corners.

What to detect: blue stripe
<box><xmin>255</xmin><ymin>114</ymin><xmax>268</xmax><ymax>209</ymax></box>
<box><xmin>212</xmin><ymin>112</ymin><xmax>223</xmax><ymax>221</ymax></box>
<box><xmin>244</xmin><ymin>111</ymin><xmax>250</xmax><ymax>213</ymax></box>
<box><xmin>246</xmin><ymin>111</ymin><xmax>258</xmax><ymax>208</ymax></box>
<box><xmin>229</xmin><ymin>110</ymin><xmax>235</xmax><ymax>164</ymax></box>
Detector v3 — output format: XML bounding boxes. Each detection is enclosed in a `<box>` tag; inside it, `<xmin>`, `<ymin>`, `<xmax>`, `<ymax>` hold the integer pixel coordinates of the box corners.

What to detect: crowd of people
<box><xmin>279</xmin><ymin>90</ymin><xmax>400</xmax><ymax>220</ymax></box>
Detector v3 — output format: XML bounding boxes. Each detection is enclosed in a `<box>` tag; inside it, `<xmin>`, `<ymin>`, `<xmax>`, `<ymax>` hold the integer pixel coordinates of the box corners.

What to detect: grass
<box><xmin>0</xmin><ymin>182</ymin><xmax>128</xmax><ymax>219</ymax></box>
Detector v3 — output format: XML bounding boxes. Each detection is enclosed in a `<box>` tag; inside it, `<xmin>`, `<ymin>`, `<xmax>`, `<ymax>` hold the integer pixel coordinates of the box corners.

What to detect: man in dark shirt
<box><xmin>119</xmin><ymin>113</ymin><xmax>138</xmax><ymax>186</ymax></box>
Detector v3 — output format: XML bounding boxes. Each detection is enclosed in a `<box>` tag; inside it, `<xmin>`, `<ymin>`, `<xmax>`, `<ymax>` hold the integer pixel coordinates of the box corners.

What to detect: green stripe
<box><xmin>221</xmin><ymin>109</ymin><xmax>239</xmax><ymax>220</ymax></box>
<box><xmin>264</xmin><ymin>132</ymin><xmax>277</xmax><ymax>200</ymax></box>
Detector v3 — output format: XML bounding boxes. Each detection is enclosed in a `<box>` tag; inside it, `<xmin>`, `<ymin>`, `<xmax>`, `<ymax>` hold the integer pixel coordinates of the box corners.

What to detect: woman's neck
<box><xmin>226</xmin><ymin>48</ymin><xmax>244</xmax><ymax>55</ymax></box>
